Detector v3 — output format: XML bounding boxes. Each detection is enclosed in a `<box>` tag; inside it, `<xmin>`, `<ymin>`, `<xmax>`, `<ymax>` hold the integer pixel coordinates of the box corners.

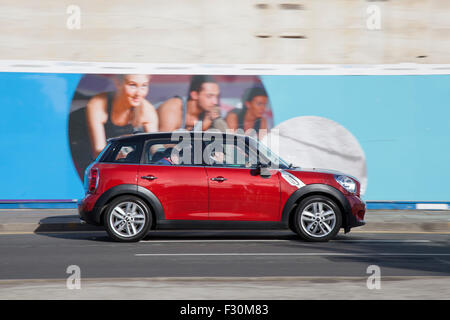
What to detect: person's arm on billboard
<box><xmin>225</xmin><ymin>111</ymin><xmax>239</xmax><ymax>131</ymax></box>
<box><xmin>157</xmin><ymin>97</ymin><xmax>183</xmax><ymax>132</ymax></box>
<box><xmin>258</xmin><ymin>117</ymin><xmax>268</xmax><ymax>140</ymax></box>
<box><xmin>205</xmin><ymin>107</ymin><xmax>228</xmax><ymax>132</ymax></box>
<box><xmin>138</xmin><ymin>100</ymin><xmax>159</xmax><ymax>133</ymax></box>
<box><xmin>201</xmin><ymin>109</ymin><xmax>218</xmax><ymax>131</ymax></box>
<box><xmin>86</xmin><ymin>94</ymin><xmax>108</xmax><ymax>158</ymax></box>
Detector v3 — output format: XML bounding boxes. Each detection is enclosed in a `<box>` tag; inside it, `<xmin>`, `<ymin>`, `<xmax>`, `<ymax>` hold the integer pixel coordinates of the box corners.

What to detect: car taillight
<box><xmin>88</xmin><ymin>168</ymin><xmax>99</xmax><ymax>194</ymax></box>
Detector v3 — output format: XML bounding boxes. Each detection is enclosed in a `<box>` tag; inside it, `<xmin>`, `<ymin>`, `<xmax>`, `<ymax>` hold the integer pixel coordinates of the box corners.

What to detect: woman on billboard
<box><xmin>86</xmin><ymin>74</ymin><xmax>158</xmax><ymax>157</ymax></box>
<box><xmin>69</xmin><ymin>73</ymin><xmax>272</xmax><ymax>180</ymax></box>
<box><xmin>226</xmin><ymin>87</ymin><xmax>269</xmax><ymax>140</ymax></box>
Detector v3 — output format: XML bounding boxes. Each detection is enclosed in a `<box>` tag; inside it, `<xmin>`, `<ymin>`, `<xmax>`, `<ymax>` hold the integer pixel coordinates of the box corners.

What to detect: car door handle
<box><xmin>211</xmin><ymin>176</ymin><xmax>227</xmax><ymax>182</ymax></box>
<box><xmin>141</xmin><ymin>175</ymin><xmax>158</xmax><ymax>180</ymax></box>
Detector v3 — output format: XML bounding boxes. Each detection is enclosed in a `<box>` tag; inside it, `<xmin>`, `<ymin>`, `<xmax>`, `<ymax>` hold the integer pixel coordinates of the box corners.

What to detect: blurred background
<box><xmin>0</xmin><ymin>0</ymin><xmax>449</xmax><ymax>64</ymax></box>
<box><xmin>0</xmin><ymin>1</ymin><xmax>449</xmax><ymax>204</ymax></box>
<box><xmin>0</xmin><ymin>0</ymin><xmax>449</xmax><ymax>302</ymax></box>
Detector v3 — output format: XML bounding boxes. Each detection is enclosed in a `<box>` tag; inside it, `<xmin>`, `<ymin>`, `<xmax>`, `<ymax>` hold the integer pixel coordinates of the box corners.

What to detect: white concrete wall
<box><xmin>0</xmin><ymin>0</ymin><xmax>449</xmax><ymax>64</ymax></box>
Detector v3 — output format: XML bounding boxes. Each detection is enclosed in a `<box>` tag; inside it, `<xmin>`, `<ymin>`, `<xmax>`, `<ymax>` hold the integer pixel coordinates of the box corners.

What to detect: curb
<box><xmin>356</xmin><ymin>222</ymin><xmax>449</xmax><ymax>233</ymax></box>
<box><xmin>0</xmin><ymin>222</ymin><xmax>103</xmax><ymax>233</ymax></box>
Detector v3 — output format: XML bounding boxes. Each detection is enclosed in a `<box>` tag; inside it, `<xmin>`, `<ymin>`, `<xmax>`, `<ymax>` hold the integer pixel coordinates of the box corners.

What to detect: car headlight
<box><xmin>334</xmin><ymin>175</ymin><xmax>357</xmax><ymax>194</ymax></box>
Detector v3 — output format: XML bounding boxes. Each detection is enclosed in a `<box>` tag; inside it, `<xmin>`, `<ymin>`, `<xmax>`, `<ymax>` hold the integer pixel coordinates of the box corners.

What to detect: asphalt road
<box><xmin>0</xmin><ymin>230</ymin><xmax>449</xmax><ymax>280</ymax></box>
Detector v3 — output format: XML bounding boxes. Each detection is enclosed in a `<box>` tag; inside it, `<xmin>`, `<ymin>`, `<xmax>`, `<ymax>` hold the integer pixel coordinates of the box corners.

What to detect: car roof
<box><xmin>107</xmin><ymin>131</ymin><xmax>253</xmax><ymax>143</ymax></box>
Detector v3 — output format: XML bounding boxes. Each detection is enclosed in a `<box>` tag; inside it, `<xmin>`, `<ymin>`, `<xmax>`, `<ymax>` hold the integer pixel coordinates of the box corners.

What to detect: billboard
<box><xmin>0</xmin><ymin>66</ymin><xmax>449</xmax><ymax>202</ymax></box>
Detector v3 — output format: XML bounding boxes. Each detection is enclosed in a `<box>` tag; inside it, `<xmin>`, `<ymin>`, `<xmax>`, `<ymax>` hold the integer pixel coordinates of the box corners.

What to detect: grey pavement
<box><xmin>0</xmin><ymin>209</ymin><xmax>100</xmax><ymax>232</ymax></box>
<box><xmin>1</xmin><ymin>232</ymin><xmax>449</xmax><ymax>279</ymax></box>
<box><xmin>0</xmin><ymin>209</ymin><xmax>448</xmax><ymax>233</ymax></box>
<box><xmin>1</xmin><ymin>277</ymin><xmax>450</xmax><ymax>300</ymax></box>
<box><xmin>0</xmin><ymin>231</ymin><xmax>449</xmax><ymax>299</ymax></box>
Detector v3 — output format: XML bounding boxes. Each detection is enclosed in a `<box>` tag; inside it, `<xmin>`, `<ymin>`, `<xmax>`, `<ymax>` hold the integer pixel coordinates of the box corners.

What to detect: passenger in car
<box><xmin>153</xmin><ymin>148</ymin><xmax>182</xmax><ymax>165</ymax></box>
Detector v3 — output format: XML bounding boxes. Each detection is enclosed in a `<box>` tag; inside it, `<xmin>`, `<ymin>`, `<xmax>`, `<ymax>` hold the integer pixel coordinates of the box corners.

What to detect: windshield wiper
<box><xmin>288</xmin><ymin>163</ymin><xmax>299</xmax><ymax>169</ymax></box>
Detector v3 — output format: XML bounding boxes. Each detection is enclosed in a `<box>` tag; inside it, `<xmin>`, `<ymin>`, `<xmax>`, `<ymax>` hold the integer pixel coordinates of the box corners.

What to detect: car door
<box><xmin>204</xmin><ymin>137</ymin><xmax>281</xmax><ymax>221</ymax></box>
<box><xmin>138</xmin><ymin>137</ymin><xmax>209</xmax><ymax>220</ymax></box>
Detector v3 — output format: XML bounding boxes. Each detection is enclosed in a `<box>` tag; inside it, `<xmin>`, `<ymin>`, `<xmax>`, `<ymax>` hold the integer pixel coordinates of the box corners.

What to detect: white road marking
<box><xmin>351</xmin><ymin>230</ymin><xmax>450</xmax><ymax>234</ymax></box>
<box><xmin>135</xmin><ymin>253</ymin><xmax>450</xmax><ymax>257</ymax></box>
<box><xmin>141</xmin><ymin>240</ymin><xmax>288</xmax><ymax>243</ymax></box>
<box><xmin>333</xmin><ymin>240</ymin><xmax>432</xmax><ymax>243</ymax></box>
<box><xmin>140</xmin><ymin>239</ymin><xmax>432</xmax><ymax>243</ymax></box>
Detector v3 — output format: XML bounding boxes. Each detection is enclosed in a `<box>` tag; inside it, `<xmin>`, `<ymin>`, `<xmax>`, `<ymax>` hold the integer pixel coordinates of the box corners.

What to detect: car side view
<box><xmin>78</xmin><ymin>131</ymin><xmax>366</xmax><ymax>242</ymax></box>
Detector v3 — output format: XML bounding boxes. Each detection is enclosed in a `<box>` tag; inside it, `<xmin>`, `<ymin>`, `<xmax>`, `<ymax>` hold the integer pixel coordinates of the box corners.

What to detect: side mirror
<box><xmin>257</xmin><ymin>162</ymin><xmax>272</xmax><ymax>178</ymax></box>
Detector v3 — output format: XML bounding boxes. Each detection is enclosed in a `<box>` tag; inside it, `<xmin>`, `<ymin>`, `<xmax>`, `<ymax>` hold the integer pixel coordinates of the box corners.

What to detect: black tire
<box><xmin>103</xmin><ymin>195</ymin><xmax>152</xmax><ymax>242</ymax></box>
<box><xmin>293</xmin><ymin>195</ymin><xmax>342</xmax><ymax>242</ymax></box>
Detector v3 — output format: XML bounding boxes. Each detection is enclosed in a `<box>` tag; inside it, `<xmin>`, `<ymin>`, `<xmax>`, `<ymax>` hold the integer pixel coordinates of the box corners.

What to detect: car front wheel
<box><xmin>293</xmin><ymin>195</ymin><xmax>342</xmax><ymax>242</ymax></box>
<box><xmin>103</xmin><ymin>195</ymin><xmax>152</xmax><ymax>242</ymax></box>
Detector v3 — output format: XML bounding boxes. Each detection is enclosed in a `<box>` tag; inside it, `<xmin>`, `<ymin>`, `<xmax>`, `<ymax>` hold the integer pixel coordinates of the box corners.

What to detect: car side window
<box><xmin>203</xmin><ymin>139</ymin><xmax>252</xmax><ymax>168</ymax></box>
<box><xmin>143</xmin><ymin>139</ymin><xmax>195</xmax><ymax>166</ymax></box>
<box><xmin>101</xmin><ymin>142</ymin><xmax>141</xmax><ymax>164</ymax></box>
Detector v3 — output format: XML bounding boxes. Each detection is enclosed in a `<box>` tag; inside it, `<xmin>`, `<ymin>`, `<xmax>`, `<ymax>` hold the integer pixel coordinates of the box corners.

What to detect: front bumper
<box><xmin>344</xmin><ymin>195</ymin><xmax>366</xmax><ymax>232</ymax></box>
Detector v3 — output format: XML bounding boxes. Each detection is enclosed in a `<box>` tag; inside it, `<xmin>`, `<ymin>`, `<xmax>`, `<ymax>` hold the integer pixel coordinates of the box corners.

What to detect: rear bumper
<box><xmin>77</xmin><ymin>195</ymin><xmax>102</xmax><ymax>226</ymax></box>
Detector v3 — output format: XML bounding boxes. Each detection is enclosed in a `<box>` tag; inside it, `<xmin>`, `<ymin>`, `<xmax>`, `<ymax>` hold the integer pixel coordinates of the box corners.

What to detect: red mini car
<box><xmin>78</xmin><ymin>131</ymin><xmax>365</xmax><ymax>242</ymax></box>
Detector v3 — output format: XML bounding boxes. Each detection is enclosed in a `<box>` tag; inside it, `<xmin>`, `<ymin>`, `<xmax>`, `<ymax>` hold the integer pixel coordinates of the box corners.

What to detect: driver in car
<box><xmin>210</xmin><ymin>150</ymin><xmax>225</xmax><ymax>164</ymax></box>
<box><xmin>154</xmin><ymin>147</ymin><xmax>182</xmax><ymax>165</ymax></box>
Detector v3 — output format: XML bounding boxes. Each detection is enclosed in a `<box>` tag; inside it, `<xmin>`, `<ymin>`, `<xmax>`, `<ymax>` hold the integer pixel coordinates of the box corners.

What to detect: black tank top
<box><xmin>104</xmin><ymin>92</ymin><xmax>136</xmax><ymax>137</ymax></box>
<box><xmin>68</xmin><ymin>92</ymin><xmax>141</xmax><ymax>181</ymax></box>
<box><xmin>229</xmin><ymin>108</ymin><xmax>261</xmax><ymax>132</ymax></box>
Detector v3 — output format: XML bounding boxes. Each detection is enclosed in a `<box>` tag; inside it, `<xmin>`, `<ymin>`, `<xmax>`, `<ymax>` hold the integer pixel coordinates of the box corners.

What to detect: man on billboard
<box><xmin>157</xmin><ymin>75</ymin><xmax>227</xmax><ymax>132</ymax></box>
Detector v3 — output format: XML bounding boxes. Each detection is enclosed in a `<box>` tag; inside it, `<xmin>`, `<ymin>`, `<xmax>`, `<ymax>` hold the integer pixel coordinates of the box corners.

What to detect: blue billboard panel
<box><xmin>0</xmin><ymin>72</ymin><xmax>449</xmax><ymax>202</ymax></box>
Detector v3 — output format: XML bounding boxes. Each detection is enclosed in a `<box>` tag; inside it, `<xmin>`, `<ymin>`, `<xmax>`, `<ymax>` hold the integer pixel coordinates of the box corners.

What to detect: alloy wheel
<box><xmin>300</xmin><ymin>201</ymin><xmax>336</xmax><ymax>238</ymax></box>
<box><xmin>109</xmin><ymin>201</ymin><xmax>147</xmax><ymax>238</ymax></box>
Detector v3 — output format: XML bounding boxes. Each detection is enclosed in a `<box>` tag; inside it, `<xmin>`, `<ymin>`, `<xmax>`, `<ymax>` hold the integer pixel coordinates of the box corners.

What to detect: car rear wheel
<box><xmin>293</xmin><ymin>195</ymin><xmax>342</xmax><ymax>242</ymax></box>
<box><xmin>104</xmin><ymin>195</ymin><xmax>152</xmax><ymax>242</ymax></box>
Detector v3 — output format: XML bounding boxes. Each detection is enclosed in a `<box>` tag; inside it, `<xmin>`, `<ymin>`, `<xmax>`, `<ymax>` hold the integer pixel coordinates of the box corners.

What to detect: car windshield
<box><xmin>252</xmin><ymin>138</ymin><xmax>291</xmax><ymax>169</ymax></box>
